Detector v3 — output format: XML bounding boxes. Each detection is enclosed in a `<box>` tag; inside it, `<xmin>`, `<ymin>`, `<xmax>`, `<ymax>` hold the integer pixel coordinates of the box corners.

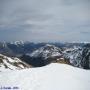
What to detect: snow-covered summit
<box><xmin>30</xmin><ymin>44</ymin><xmax>62</xmax><ymax>59</ymax></box>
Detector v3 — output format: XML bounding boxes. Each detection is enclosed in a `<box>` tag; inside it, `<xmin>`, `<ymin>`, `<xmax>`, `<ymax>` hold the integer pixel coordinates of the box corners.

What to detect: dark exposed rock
<box><xmin>81</xmin><ymin>44</ymin><xmax>90</xmax><ymax>69</ymax></box>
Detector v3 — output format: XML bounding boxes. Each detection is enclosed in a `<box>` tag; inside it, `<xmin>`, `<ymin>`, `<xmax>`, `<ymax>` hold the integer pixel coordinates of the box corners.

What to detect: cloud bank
<box><xmin>0</xmin><ymin>0</ymin><xmax>90</xmax><ymax>42</ymax></box>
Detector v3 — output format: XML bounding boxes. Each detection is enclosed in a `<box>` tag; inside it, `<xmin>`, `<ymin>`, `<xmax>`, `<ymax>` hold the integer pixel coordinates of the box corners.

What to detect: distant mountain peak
<box><xmin>30</xmin><ymin>44</ymin><xmax>62</xmax><ymax>59</ymax></box>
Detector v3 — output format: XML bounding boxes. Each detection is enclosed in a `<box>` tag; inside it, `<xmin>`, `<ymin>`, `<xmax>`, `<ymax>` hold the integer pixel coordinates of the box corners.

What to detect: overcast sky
<box><xmin>0</xmin><ymin>0</ymin><xmax>90</xmax><ymax>42</ymax></box>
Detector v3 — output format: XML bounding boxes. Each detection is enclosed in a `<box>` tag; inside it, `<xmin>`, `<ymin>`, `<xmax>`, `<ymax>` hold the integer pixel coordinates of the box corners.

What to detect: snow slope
<box><xmin>0</xmin><ymin>54</ymin><xmax>30</xmax><ymax>72</ymax></box>
<box><xmin>0</xmin><ymin>63</ymin><xmax>90</xmax><ymax>90</ymax></box>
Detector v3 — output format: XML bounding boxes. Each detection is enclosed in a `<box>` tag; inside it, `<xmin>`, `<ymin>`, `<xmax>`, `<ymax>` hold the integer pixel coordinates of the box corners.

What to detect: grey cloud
<box><xmin>0</xmin><ymin>0</ymin><xmax>90</xmax><ymax>42</ymax></box>
<box><xmin>80</xmin><ymin>31</ymin><xmax>90</xmax><ymax>34</ymax></box>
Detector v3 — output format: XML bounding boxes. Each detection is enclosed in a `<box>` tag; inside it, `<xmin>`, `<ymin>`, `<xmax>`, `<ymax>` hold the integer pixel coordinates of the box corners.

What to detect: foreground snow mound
<box><xmin>0</xmin><ymin>63</ymin><xmax>90</xmax><ymax>90</ymax></box>
<box><xmin>0</xmin><ymin>54</ymin><xmax>30</xmax><ymax>72</ymax></box>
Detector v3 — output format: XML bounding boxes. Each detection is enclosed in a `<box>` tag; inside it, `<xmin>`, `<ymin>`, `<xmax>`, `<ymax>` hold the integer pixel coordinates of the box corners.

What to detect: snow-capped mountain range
<box><xmin>0</xmin><ymin>41</ymin><xmax>90</xmax><ymax>70</ymax></box>
<box><xmin>29</xmin><ymin>44</ymin><xmax>82</xmax><ymax>67</ymax></box>
<box><xmin>0</xmin><ymin>41</ymin><xmax>85</xmax><ymax>57</ymax></box>
<box><xmin>25</xmin><ymin>43</ymin><xmax>90</xmax><ymax>69</ymax></box>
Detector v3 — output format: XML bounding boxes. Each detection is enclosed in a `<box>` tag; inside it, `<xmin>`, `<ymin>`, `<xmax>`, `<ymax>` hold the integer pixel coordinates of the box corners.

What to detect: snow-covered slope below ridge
<box><xmin>0</xmin><ymin>54</ymin><xmax>30</xmax><ymax>72</ymax></box>
<box><xmin>0</xmin><ymin>63</ymin><xmax>90</xmax><ymax>90</ymax></box>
